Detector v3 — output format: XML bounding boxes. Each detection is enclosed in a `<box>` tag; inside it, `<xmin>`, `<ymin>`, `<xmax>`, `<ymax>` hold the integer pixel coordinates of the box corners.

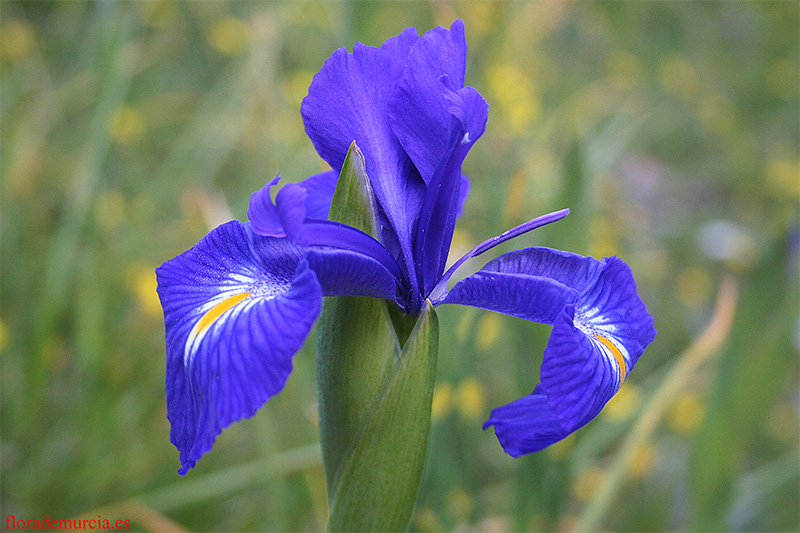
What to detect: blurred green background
<box><xmin>2</xmin><ymin>1</ymin><xmax>798</xmax><ymax>531</ymax></box>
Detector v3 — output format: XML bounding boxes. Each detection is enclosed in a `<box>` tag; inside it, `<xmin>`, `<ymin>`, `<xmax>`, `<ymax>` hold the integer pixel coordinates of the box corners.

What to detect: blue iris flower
<box><xmin>156</xmin><ymin>20</ymin><xmax>655</xmax><ymax>475</ymax></box>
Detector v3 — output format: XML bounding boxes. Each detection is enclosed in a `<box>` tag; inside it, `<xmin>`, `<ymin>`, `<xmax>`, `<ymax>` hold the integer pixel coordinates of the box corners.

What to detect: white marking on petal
<box><xmin>574</xmin><ymin>313</ymin><xmax>629</xmax><ymax>388</ymax></box>
<box><xmin>182</xmin><ymin>272</ymin><xmax>293</xmax><ymax>367</ymax></box>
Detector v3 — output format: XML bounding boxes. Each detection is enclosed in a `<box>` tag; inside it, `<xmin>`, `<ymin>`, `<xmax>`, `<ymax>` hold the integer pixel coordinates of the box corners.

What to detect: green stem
<box><xmin>321</xmin><ymin>302</ymin><xmax>438</xmax><ymax>532</ymax></box>
<box><xmin>316</xmin><ymin>142</ymin><xmax>439</xmax><ymax>531</ymax></box>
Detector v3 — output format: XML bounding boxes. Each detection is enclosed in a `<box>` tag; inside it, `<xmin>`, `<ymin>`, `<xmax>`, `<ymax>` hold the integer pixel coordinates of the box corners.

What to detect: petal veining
<box><xmin>156</xmin><ymin>221</ymin><xmax>322</xmax><ymax>474</ymax></box>
<box><xmin>478</xmin><ymin>249</ymin><xmax>656</xmax><ymax>456</ymax></box>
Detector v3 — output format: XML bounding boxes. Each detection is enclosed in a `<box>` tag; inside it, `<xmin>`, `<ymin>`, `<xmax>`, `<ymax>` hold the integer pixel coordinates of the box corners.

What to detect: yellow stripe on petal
<box><xmin>192</xmin><ymin>292</ymin><xmax>251</xmax><ymax>340</ymax></box>
<box><xmin>593</xmin><ymin>332</ymin><xmax>627</xmax><ymax>386</ymax></box>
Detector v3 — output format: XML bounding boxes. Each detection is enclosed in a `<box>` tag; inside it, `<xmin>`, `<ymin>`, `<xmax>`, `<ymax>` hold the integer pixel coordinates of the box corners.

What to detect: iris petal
<box><xmin>414</xmin><ymin>85</ymin><xmax>489</xmax><ymax>295</ymax></box>
<box><xmin>249</xmin><ymin>171</ymin><xmax>338</xmax><ymax>238</ymax></box>
<box><xmin>388</xmin><ymin>20</ymin><xmax>468</xmax><ymax>183</ymax></box>
<box><xmin>156</xmin><ymin>221</ymin><xmax>322</xmax><ymax>474</ymax></box>
<box><xmin>247</xmin><ymin>178</ymin><xmax>308</xmax><ymax>241</ymax></box>
<box><xmin>537</xmin><ymin>304</ymin><xmax>620</xmax><ymax>430</ymax></box>
<box><xmin>298</xmin><ymin>220</ymin><xmax>405</xmax><ymax>282</ymax></box>
<box><xmin>248</xmin><ymin>176</ymin><xmax>287</xmax><ymax>237</ymax></box>
<box><xmin>301</xmin><ymin>29</ymin><xmax>417</xmax><ymax>173</ymax></box>
<box><xmin>300</xmin><ymin>169</ymin><xmax>338</xmax><ymax>220</ymax></box>
<box><xmin>483</xmin><ymin>386</ymin><xmax>571</xmax><ymax>457</ymax></box>
<box><xmin>541</xmin><ymin>257</ymin><xmax>656</xmax><ymax>425</ymax></box>
<box><xmin>461</xmin><ymin>248</ymin><xmax>655</xmax><ymax>455</ymax></box>
<box><xmin>305</xmin><ymin>247</ymin><xmax>398</xmax><ymax>300</ymax></box>
<box><xmin>438</xmin><ymin>271</ymin><xmax>577</xmax><ymax>324</ymax></box>
<box><xmin>479</xmin><ymin>247</ymin><xmax>604</xmax><ymax>290</ymax></box>
<box><xmin>301</xmin><ymin>27</ymin><xmax>425</xmax><ymax>277</ymax></box>
<box><xmin>457</xmin><ymin>173</ymin><xmax>470</xmax><ymax>217</ymax></box>
<box><xmin>274</xmin><ymin>183</ymin><xmax>308</xmax><ymax>241</ymax></box>
<box><xmin>302</xmin><ymin>22</ymin><xmax>487</xmax><ymax>302</ymax></box>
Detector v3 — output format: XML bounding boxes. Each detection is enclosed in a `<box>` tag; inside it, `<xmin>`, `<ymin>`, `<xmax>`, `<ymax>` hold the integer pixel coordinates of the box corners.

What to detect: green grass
<box><xmin>2</xmin><ymin>1</ymin><xmax>798</xmax><ymax>531</ymax></box>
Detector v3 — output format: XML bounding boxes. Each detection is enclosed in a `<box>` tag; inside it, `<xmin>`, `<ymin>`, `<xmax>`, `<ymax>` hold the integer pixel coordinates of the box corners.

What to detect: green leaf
<box><xmin>329</xmin><ymin>141</ymin><xmax>378</xmax><ymax>238</ymax></box>
<box><xmin>689</xmin><ymin>235</ymin><xmax>799</xmax><ymax>530</ymax></box>
<box><xmin>316</xmin><ymin>141</ymin><xmax>439</xmax><ymax>531</ymax></box>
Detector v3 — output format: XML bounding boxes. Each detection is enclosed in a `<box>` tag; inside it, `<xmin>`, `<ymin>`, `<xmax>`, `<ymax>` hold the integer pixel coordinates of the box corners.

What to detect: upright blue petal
<box><xmin>302</xmin><ymin>27</ymin><xmax>418</xmax><ymax>173</ymax></box>
<box><xmin>301</xmin><ymin>27</ymin><xmax>425</xmax><ymax>282</ymax></box>
<box><xmin>413</xmin><ymin>84</ymin><xmax>488</xmax><ymax>294</ymax></box>
<box><xmin>446</xmin><ymin>247</ymin><xmax>655</xmax><ymax>455</ymax></box>
<box><xmin>156</xmin><ymin>222</ymin><xmax>322</xmax><ymax>474</ymax></box>
<box><xmin>457</xmin><ymin>173</ymin><xmax>470</xmax><ymax>217</ymax></box>
<box><xmin>388</xmin><ymin>20</ymin><xmax>468</xmax><ymax>184</ymax></box>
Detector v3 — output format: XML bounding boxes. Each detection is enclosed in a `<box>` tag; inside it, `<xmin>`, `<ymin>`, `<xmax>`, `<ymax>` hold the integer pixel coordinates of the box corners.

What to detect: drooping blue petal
<box><xmin>484</xmin><ymin>301</ymin><xmax>637</xmax><ymax>457</ymax></box>
<box><xmin>482</xmin><ymin>386</ymin><xmax>570</xmax><ymax>457</ymax></box>
<box><xmin>156</xmin><ymin>221</ymin><xmax>322</xmax><ymax>474</ymax></box>
<box><xmin>458</xmin><ymin>248</ymin><xmax>655</xmax><ymax>455</ymax></box>
<box><xmin>540</xmin><ymin>257</ymin><xmax>656</xmax><ymax>426</ymax></box>
<box><xmin>467</xmin><ymin>246</ymin><xmax>606</xmax><ymax>297</ymax></box>
<box><xmin>438</xmin><ymin>271</ymin><xmax>577</xmax><ymax>324</ymax></box>
<box><xmin>437</xmin><ymin>246</ymin><xmax>598</xmax><ymax>323</ymax></box>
